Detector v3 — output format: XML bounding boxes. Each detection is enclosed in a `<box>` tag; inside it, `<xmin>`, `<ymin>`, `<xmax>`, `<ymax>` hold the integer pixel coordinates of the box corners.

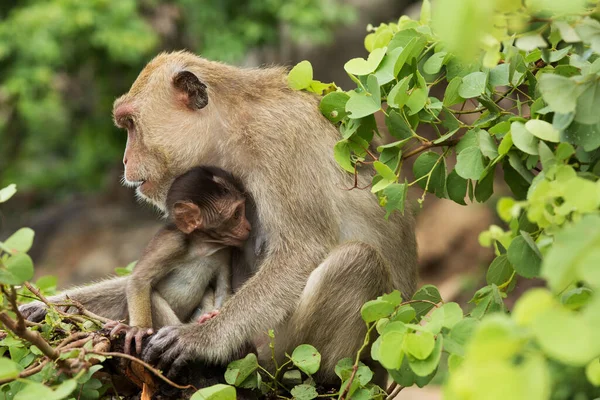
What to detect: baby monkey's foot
<box><xmin>104</xmin><ymin>320</ymin><xmax>154</xmax><ymax>355</ymax></box>
<box><xmin>197</xmin><ymin>310</ymin><xmax>219</xmax><ymax>324</ymax></box>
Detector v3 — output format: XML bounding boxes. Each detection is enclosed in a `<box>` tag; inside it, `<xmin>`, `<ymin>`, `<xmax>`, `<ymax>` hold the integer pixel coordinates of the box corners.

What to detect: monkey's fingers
<box><xmin>124</xmin><ymin>328</ymin><xmax>137</xmax><ymax>355</ymax></box>
<box><xmin>166</xmin><ymin>352</ymin><xmax>189</xmax><ymax>380</ymax></box>
<box><xmin>104</xmin><ymin>320</ymin><xmax>119</xmax><ymax>330</ymax></box>
<box><xmin>142</xmin><ymin>326</ymin><xmax>178</xmax><ymax>365</ymax></box>
<box><xmin>134</xmin><ymin>328</ymin><xmax>154</xmax><ymax>355</ymax></box>
<box><xmin>197</xmin><ymin>310</ymin><xmax>219</xmax><ymax>324</ymax></box>
<box><xmin>110</xmin><ymin>322</ymin><xmax>131</xmax><ymax>339</ymax></box>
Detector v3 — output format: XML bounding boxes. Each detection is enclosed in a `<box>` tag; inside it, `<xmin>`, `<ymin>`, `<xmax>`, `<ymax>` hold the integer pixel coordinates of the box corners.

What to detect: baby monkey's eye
<box><xmin>233</xmin><ymin>209</ymin><xmax>241</xmax><ymax>220</ymax></box>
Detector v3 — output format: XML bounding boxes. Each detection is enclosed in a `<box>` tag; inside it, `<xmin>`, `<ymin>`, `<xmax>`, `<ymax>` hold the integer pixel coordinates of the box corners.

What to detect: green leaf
<box><xmin>542</xmin><ymin>215</ymin><xmax>600</xmax><ymax>291</ymax></box>
<box><xmin>344</xmin><ymin>47</ymin><xmax>387</xmax><ymax>76</ymax></box>
<box><xmin>575</xmin><ymin>81</ymin><xmax>600</xmax><ymax>125</ymax></box>
<box><xmin>525</xmin><ymin>120</ymin><xmax>560</xmax><ymax>143</ymax></box>
<box><xmin>489</xmin><ymin>63</ymin><xmax>510</xmax><ymax>87</ymax></box>
<box><xmin>408</xmin><ymin>335</ymin><xmax>443</xmax><ymax>377</ymax></box>
<box><xmin>404</xmin><ymin>332</ymin><xmax>435</xmax><ymax>360</ymax></box>
<box><xmin>458</xmin><ymin>72</ymin><xmax>487</xmax><ymax>99</ymax></box>
<box><xmin>486</xmin><ymin>255</ymin><xmax>514</xmax><ymax>286</ymax></box>
<box><xmin>334</xmin><ymin>358</ymin><xmax>373</xmax><ymax>385</ymax></box>
<box><xmin>392</xmin><ymin>305</ymin><xmax>417</xmax><ymax>323</ymax></box>
<box><xmin>413</xmin><ymin>152</ymin><xmax>446</xmax><ymax>197</ymax></box>
<box><xmin>282</xmin><ymin>370</ymin><xmax>302</xmax><ymax>387</ymax></box>
<box><xmin>445</xmin><ymin>318</ymin><xmax>478</xmax><ymax>356</ymax></box>
<box><xmin>225</xmin><ymin>353</ymin><xmax>258</xmax><ymax>386</ymax></box>
<box><xmin>423</xmin><ymin>52</ymin><xmax>447</xmax><ymax>75</ymax></box>
<box><xmin>562</xmin><ymin>287</ymin><xmax>593</xmax><ymax>310</ymax></box>
<box><xmin>319</xmin><ymin>92</ymin><xmax>350</xmax><ymax>123</ymax></box>
<box><xmin>361</xmin><ymin>299</ymin><xmax>395</xmax><ymax>322</ymax></box>
<box><xmin>507</xmin><ymin>151</ymin><xmax>534</xmax><ymax>183</ymax></box>
<box><xmin>443</xmin><ymin>77</ymin><xmax>465</xmax><ymax>107</ymax></box>
<box><xmin>385</xmin><ymin>110</ymin><xmax>412</xmax><ymax>140</ymax></box>
<box><xmin>15</xmin><ymin>380</ymin><xmax>77</xmax><ymax>400</ymax></box>
<box><xmin>291</xmin><ymin>345</ymin><xmax>321</xmax><ymax>375</ymax></box>
<box><xmin>511</xmin><ymin>122</ymin><xmax>539</xmax><ymax>155</ymax></box>
<box><xmin>191</xmin><ymin>384</ymin><xmax>236</xmax><ymax>400</ymax></box>
<box><xmin>530</xmin><ymin>307</ymin><xmax>596</xmax><ymax>366</ymax></box>
<box><xmin>0</xmin><ymin>184</ymin><xmax>17</xmax><ymax>203</ymax></box>
<box><xmin>374</xmin><ymin>161</ymin><xmax>396</xmax><ymax>181</ymax></box>
<box><xmin>515</xmin><ymin>34</ymin><xmax>547</xmax><ymax>51</ymax></box>
<box><xmin>475</xmin><ymin>167</ymin><xmax>494</xmax><ymax>202</ymax></box>
<box><xmin>378</xmin><ymin>330</ymin><xmax>406</xmax><ymax>369</ymax></box>
<box><xmin>564</xmin><ymin>121</ymin><xmax>600</xmax><ymax>151</ymax></box>
<box><xmin>406</xmin><ymin>83</ymin><xmax>429</xmax><ymax>115</ymax></box>
<box><xmin>507</xmin><ymin>234</ymin><xmax>542</xmax><ymax>279</ymax></box>
<box><xmin>383</xmin><ymin>182</ymin><xmax>408</xmax><ymax>217</ymax></box>
<box><xmin>586</xmin><ymin>358</ymin><xmax>600</xmax><ymax>386</ymax></box>
<box><xmin>446</xmin><ymin>169</ymin><xmax>468</xmax><ymax>205</ymax></box>
<box><xmin>555</xmin><ymin>142</ymin><xmax>575</xmax><ymax>160</ymax></box>
<box><xmin>290</xmin><ymin>384</ymin><xmax>318</xmax><ymax>400</ymax></box>
<box><xmin>576</xmin><ymin>17</ymin><xmax>600</xmax><ymax>54</ymax></box>
<box><xmin>411</xmin><ymin>285</ymin><xmax>442</xmax><ymax>320</ymax></box>
<box><xmin>0</xmin><ymin>253</ymin><xmax>34</xmax><ymax>285</ymax></box>
<box><xmin>288</xmin><ymin>61</ymin><xmax>313</xmax><ymax>90</ymax></box>
<box><xmin>333</xmin><ymin>140</ymin><xmax>354</xmax><ymax>173</ymax></box>
<box><xmin>4</xmin><ymin>228</ymin><xmax>35</xmax><ymax>254</ymax></box>
<box><xmin>387</xmin><ymin>76</ymin><xmax>411</xmax><ymax>109</ymax></box>
<box><xmin>478</xmin><ymin>130</ymin><xmax>498</xmax><ymax>159</ymax></box>
<box><xmin>0</xmin><ymin>358</ymin><xmax>21</xmax><ymax>381</ymax></box>
<box><xmin>538</xmin><ymin>74</ymin><xmax>581</xmax><ymax>114</ymax></box>
<box><xmin>381</xmin><ymin>290</ymin><xmax>402</xmax><ymax>307</ymax></box>
<box><xmin>455</xmin><ymin>147</ymin><xmax>485</xmax><ymax>180</ymax></box>
<box><xmin>345</xmin><ymin>94</ymin><xmax>380</xmax><ymax>119</ymax></box>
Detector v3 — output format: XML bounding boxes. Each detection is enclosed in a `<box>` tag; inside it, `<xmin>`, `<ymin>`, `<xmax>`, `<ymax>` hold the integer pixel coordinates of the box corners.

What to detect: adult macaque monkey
<box><xmin>105</xmin><ymin>166</ymin><xmax>251</xmax><ymax>355</ymax></box>
<box><xmin>20</xmin><ymin>51</ymin><xmax>417</xmax><ymax>383</ymax></box>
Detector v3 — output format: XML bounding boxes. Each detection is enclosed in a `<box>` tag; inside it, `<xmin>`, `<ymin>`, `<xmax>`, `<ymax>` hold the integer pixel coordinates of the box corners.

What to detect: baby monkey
<box><xmin>105</xmin><ymin>166</ymin><xmax>251</xmax><ymax>354</ymax></box>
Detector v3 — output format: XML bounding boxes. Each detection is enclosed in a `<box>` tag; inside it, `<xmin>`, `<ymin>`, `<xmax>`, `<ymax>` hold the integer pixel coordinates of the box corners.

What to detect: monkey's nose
<box><xmin>123</xmin><ymin>156</ymin><xmax>128</xmax><ymax>165</ymax></box>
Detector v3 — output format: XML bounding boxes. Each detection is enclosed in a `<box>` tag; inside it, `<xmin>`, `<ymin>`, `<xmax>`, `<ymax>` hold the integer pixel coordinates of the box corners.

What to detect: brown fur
<box><xmin>21</xmin><ymin>51</ymin><xmax>418</xmax><ymax>383</ymax></box>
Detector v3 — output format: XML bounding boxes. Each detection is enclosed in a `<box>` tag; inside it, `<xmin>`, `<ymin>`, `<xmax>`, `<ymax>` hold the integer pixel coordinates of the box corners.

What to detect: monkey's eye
<box><xmin>233</xmin><ymin>209</ymin><xmax>241</xmax><ymax>220</ymax></box>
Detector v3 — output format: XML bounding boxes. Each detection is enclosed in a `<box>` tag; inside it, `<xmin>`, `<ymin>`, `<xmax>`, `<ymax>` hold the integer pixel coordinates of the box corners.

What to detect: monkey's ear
<box><xmin>172</xmin><ymin>71</ymin><xmax>208</xmax><ymax>110</ymax></box>
<box><xmin>172</xmin><ymin>201</ymin><xmax>203</xmax><ymax>234</ymax></box>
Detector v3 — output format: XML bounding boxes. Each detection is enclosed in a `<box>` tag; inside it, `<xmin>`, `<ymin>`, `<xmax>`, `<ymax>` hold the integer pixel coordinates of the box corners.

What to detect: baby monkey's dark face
<box><xmin>166</xmin><ymin>166</ymin><xmax>251</xmax><ymax>247</ymax></box>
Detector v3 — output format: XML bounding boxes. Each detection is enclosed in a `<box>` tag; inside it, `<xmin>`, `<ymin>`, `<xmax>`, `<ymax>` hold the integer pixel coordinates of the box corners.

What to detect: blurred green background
<box><xmin>0</xmin><ymin>0</ymin><xmax>365</xmax><ymax>200</ymax></box>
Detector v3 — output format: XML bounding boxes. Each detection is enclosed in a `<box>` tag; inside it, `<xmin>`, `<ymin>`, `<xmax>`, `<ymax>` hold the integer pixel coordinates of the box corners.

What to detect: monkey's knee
<box><xmin>301</xmin><ymin>242</ymin><xmax>393</xmax><ymax>302</ymax></box>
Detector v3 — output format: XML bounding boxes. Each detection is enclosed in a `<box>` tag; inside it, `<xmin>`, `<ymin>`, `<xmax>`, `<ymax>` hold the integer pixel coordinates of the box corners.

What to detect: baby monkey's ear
<box><xmin>172</xmin><ymin>201</ymin><xmax>203</xmax><ymax>234</ymax></box>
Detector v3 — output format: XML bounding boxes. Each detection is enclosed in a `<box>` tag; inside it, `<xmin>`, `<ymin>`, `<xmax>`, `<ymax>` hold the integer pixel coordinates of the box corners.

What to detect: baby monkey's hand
<box><xmin>196</xmin><ymin>310</ymin><xmax>219</xmax><ymax>324</ymax></box>
<box><xmin>104</xmin><ymin>320</ymin><xmax>154</xmax><ymax>355</ymax></box>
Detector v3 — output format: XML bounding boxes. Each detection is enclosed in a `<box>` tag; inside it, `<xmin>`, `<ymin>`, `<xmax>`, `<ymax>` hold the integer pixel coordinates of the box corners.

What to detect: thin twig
<box><xmin>386</xmin><ymin>384</ymin><xmax>404</xmax><ymax>400</ymax></box>
<box><xmin>401</xmin><ymin>299</ymin><xmax>441</xmax><ymax>308</ymax></box>
<box><xmin>0</xmin><ymin>312</ymin><xmax>72</xmax><ymax>371</ymax></box>
<box><xmin>339</xmin><ymin>324</ymin><xmax>376</xmax><ymax>400</ymax></box>
<box><xmin>56</xmin><ymin>332</ymin><xmax>94</xmax><ymax>350</ymax></box>
<box><xmin>23</xmin><ymin>282</ymin><xmax>87</xmax><ymax>324</ymax></box>
<box><xmin>402</xmin><ymin>138</ymin><xmax>460</xmax><ymax>160</ymax></box>
<box><xmin>65</xmin><ymin>296</ymin><xmax>112</xmax><ymax>324</ymax></box>
<box><xmin>91</xmin><ymin>351</ymin><xmax>196</xmax><ymax>391</ymax></box>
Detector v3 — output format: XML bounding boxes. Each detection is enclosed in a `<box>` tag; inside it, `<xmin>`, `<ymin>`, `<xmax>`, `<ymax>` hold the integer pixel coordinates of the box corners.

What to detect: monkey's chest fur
<box><xmin>154</xmin><ymin>248</ymin><xmax>231</xmax><ymax>322</ymax></box>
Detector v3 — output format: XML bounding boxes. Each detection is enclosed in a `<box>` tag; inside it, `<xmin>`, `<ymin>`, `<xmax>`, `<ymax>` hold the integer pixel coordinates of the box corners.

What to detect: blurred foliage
<box><xmin>0</xmin><ymin>0</ymin><xmax>354</xmax><ymax>198</ymax></box>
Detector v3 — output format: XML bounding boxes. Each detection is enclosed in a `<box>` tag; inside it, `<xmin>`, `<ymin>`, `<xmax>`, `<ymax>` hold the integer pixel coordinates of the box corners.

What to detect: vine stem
<box><xmin>401</xmin><ymin>138</ymin><xmax>460</xmax><ymax>160</ymax></box>
<box><xmin>0</xmin><ymin>311</ymin><xmax>72</xmax><ymax>371</ymax></box>
<box><xmin>90</xmin><ymin>351</ymin><xmax>196</xmax><ymax>391</ymax></box>
<box><xmin>339</xmin><ymin>323</ymin><xmax>376</xmax><ymax>400</ymax></box>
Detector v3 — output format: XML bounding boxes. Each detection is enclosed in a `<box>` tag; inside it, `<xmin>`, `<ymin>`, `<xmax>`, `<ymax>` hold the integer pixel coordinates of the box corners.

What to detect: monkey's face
<box><xmin>113</xmin><ymin>55</ymin><xmax>218</xmax><ymax>211</ymax></box>
<box><xmin>209</xmin><ymin>199</ymin><xmax>252</xmax><ymax>247</ymax></box>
